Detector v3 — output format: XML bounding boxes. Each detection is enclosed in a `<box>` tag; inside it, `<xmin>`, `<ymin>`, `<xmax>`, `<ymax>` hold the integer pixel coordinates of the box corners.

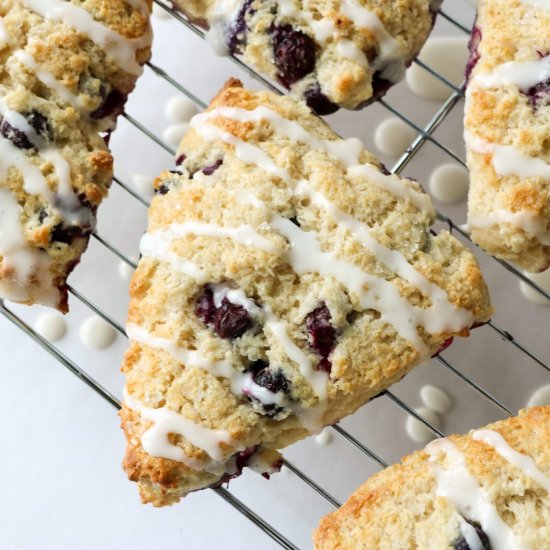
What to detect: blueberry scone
<box><xmin>173</xmin><ymin>0</ymin><xmax>440</xmax><ymax>114</ymax></box>
<box><xmin>120</xmin><ymin>79</ymin><xmax>492</xmax><ymax>506</ymax></box>
<box><xmin>314</xmin><ymin>406</ymin><xmax>550</xmax><ymax>549</ymax></box>
<box><xmin>465</xmin><ymin>0</ymin><xmax>550</xmax><ymax>272</ymax></box>
<box><xmin>0</xmin><ymin>0</ymin><xmax>152</xmax><ymax>312</ymax></box>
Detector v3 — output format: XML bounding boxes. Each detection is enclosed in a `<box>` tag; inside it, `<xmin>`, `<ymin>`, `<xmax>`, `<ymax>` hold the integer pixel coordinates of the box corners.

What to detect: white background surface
<box><xmin>1</xmin><ymin>1</ymin><xmax>549</xmax><ymax>549</ymax></box>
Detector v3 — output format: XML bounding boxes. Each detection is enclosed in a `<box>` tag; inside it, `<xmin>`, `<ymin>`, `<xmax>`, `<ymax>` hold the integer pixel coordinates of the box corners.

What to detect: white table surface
<box><xmin>1</xmin><ymin>1</ymin><xmax>549</xmax><ymax>549</ymax></box>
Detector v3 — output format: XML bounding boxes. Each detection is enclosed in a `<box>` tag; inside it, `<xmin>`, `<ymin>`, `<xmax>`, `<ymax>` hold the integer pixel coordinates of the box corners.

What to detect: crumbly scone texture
<box><xmin>314</xmin><ymin>406</ymin><xmax>550</xmax><ymax>550</ymax></box>
<box><xmin>121</xmin><ymin>79</ymin><xmax>492</xmax><ymax>507</ymax></box>
<box><xmin>465</xmin><ymin>0</ymin><xmax>550</xmax><ymax>272</ymax></box>
<box><xmin>0</xmin><ymin>0</ymin><xmax>152</xmax><ymax>311</ymax></box>
<box><xmin>172</xmin><ymin>0</ymin><xmax>438</xmax><ymax>112</ymax></box>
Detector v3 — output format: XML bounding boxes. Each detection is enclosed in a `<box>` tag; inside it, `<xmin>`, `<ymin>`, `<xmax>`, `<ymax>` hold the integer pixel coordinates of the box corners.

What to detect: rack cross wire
<box><xmin>1</xmin><ymin>2</ymin><xmax>549</xmax><ymax>549</ymax></box>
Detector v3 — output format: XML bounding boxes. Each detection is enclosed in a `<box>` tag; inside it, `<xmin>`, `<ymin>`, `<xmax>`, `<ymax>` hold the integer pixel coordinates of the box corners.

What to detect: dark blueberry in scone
<box><xmin>271</xmin><ymin>25</ymin><xmax>317</xmax><ymax>88</ymax></box>
<box><xmin>155</xmin><ymin>183</ymin><xmax>170</xmax><ymax>195</ymax></box>
<box><xmin>51</xmin><ymin>223</ymin><xmax>88</xmax><ymax>245</ymax></box>
<box><xmin>214</xmin><ymin>297</ymin><xmax>252</xmax><ymax>339</ymax></box>
<box><xmin>465</xmin><ymin>23</ymin><xmax>481</xmax><ymax>84</ymax></box>
<box><xmin>194</xmin><ymin>286</ymin><xmax>216</xmax><ymax>325</ymax></box>
<box><xmin>91</xmin><ymin>89</ymin><xmax>128</xmax><ymax>120</ymax></box>
<box><xmin>250</xmin><ymin>361</ymin><xmax>291</xmax><ymax>394</ymax></box>
<box><xmin>26</xmin><ymin>110</ymin><xmax>53</xmax><ymax>141</ymax></box>
<box><xmin>0</xmin><ymin>118</ymin><xmax>34</xmax><ymax>149</ymax></box>
<box><xmin>453</xmin><ymin>520</ymin><xmax>491</xmax><ymax>550</ymax></box>
<box><xmin>305</xmin><ymin>303</ymin><xmax>336</xmax><ymax>373</ymax></box>
<box><xmin>202</xmin><ymin>159</ymin><xmax>223</xmax><ymax>175</ymax></box>
<box><xmin>304</xmin><ymin>83</ymin><xmax>339</xmax><ymax>116</ymax></box>
<box><xmin>227</xmin><ymin>0</ymin><xmax>256</xmax><ymax>54</ymax></box>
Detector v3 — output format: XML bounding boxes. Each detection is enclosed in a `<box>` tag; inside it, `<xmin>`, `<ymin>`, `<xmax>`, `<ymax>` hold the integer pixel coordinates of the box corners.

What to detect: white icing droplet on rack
<box><xmin>429</xmin><ymin>164</ymin><xmax>469</xmax><ymax>204</ymax></box>
<box><xmin>527</xmin><ymin>384</ymin><xmax>550</xmax><ymax>407</ymax></box>
<box><xmin>406</xmin><ymin>37</ymin><xmax>469</xmax><ymax>101</ymax></box>
<box><xmin>34</xmin><ymin>311</ymin><xmax>67</xmax><ymax>342</ymax></box>
<box><xmin>80</xmin><ymin>316</ymin><xmax>117</xmax><ymax>350</ymax></box>
<box><xmin>519</xmin><ymin>269</ymin><xmax>550</xmax><ymax>306</ymax></box>
<box><xmin>374</xmin><ymin>117</ymin><xmax>415</xmax><ymax>158</ymax></box>
<box><xmin>315</xmin><ymin>428</ymin><xmax>333</xmax><ymax>446</ymax></box>
<box><xmin>405</xmin><ymin>407</ymin><xmax>440</xmax><ymax>444</ymax></box>
<box><xmin>163</xmin><ymin>123</ymin><xmax>189</xmax><ymax>146</ymax></box>
<box><xmin>420</xmin><ymin>385</ymin><xmax>452</xmax><ymax>414</ymax></box>
<box><xmin>165</xmin><ymin>96</ymin><xmax>199</xmax><ymax>124</ymax></box>
<box><xmin>118</xmin><ymin>260</ymin><xmax>135</xmax><ymax>281</ymax></box>
<box><xmin>131</xmin><ymin>173</ymin><xmax>154</xmax><ymax>198</ymax></box>
<box><xmin>521</xmin><ymin>0</ymin><xmax>550</xmax><ymax>9</ymax></box>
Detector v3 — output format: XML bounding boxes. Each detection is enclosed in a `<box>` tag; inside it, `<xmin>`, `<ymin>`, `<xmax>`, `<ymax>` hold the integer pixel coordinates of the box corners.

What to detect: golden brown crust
<box><xmin>0</xmin><ymin>0</ymin><xmax>152</xmax><ymax>310</ymax></box>
<box><xmin>121</xmin><ymin>79</ymin><xmax>491</xmax><ymax>506</ymax></box>
<box><xmin>465</xmin><ymin>0</ymin><xmax>550</xmax><ymax>272</ymax></box>
<box><xmin>314</xmin><ymin>407</ymin><xmax>550</xmax><ymax>549</ymax></box>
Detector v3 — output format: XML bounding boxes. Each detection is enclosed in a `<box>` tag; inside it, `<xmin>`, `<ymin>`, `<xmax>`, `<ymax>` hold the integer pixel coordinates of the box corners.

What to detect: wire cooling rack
<box><xmin>1</xmin><ymin>1</ymin><xmax>549</xmax><ymax>548</ymax></box>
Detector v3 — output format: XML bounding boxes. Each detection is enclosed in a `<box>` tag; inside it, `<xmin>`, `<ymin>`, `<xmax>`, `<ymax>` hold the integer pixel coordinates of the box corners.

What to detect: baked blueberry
<box><xmin>305</xmin><ymin>303</ymin><xmax>336</xmax><ymax>373</ymax></box>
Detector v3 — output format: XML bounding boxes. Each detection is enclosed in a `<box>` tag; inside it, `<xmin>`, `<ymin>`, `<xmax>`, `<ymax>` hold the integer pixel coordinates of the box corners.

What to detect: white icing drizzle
<box><xmin>0</xmin><ymin>187</ymin><xmax>58</xmax><ymax>305</ymax></box>
<box><xmin>143</xmin><ymin>221</ymin><xmax>280</xmax><ymax>255</ymax></box>
<box><xmin>295</xmin><ymin>180</ymin><xmax>471</xmax><ymax>325</ymax></box>
<box><xmin>271</xmin><ymin>213</ymin><xmax>432</xmax><ymax>354</ymax></box>
<box><xmin>426</xmin><ymin>438</ymin><xmax>531</xmax><ymax>550</ymax></box>
<box><xmin>459</xmin><ymin>520</ymin><xmax>485</xmax><ymax>550</ymax></box>
<box><xmin>473</xmin><ymin>430</ymin><xmax>550</xmax><ymax>493</ymax></box>
<box><xmin>0</xmin><ymin>99</ymin><xmax>94</xmax><ymax>227</ymax></box>
<box><xmin>13</xmin><ymin>50</ymin><xmax>84</xmax><ymax>111</ymax></box>
<box><xmin>22</xmin><ymin>0</ymin><xmax>150</xmax><ymax>76</ymax></box>
<box><xmin>139</xmin><ymin>231</ymin><xmax>209</xmax><ymax>282</ymax></box>
<box><xmin>469</xmin><ymin>211</ymin><xmax>550</xmax><ymax>245</ymax></box>
<box><xmin>466</xmin><ymin>132</ymin><xmax>550</xmax><ymax>244</ymax></box>
<box><xmin>336</xmin><ymin>39</ymin><xmax>368</xmax><ymax>69</ymax></box>
<box><xmin>192</xmin><ymin>108</ymin><xmax>433</xmax><ymax>213</ymax></box>
<box><xmin>126</xmin><ymin>322</ymin><xmax>288</xmax><ymax>408</ymax></box>
<box><xmin>473</xmin><ymin>56</ymin><xmax>550</xmax><ymax>91</ymax></box>
<box><xmin>123</xmin><ymin>388</ymin><xmax>235</xmax><ymax>469</ymax></box>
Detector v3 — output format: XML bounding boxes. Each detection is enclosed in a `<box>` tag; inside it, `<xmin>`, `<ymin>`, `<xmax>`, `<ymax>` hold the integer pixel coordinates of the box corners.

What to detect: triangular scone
<box><xmin>121</xmin><ymin>79</ymin><xmax>492</xmax><ymax>506</ymax></box>
<box><xmin>314</xmin><ymin>406</ymin><xmax>550</xmax><ymax>549</ymax></box>
<box><xmin>465</xmin><ymin>0</ymin><xmax>550</xmax><ymax>272</ymax></box>
<box><xmin>172</xmin><ymin>0</ymin><xmax>440</xmax><ymax>113</ymax></box>
<box><xmin>0</xmin><ymin>0</ymin><xmax>152</xmax><ymax>311</ymax></box>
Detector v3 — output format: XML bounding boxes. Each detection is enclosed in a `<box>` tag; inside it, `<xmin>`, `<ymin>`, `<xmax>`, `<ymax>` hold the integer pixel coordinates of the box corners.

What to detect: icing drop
<box><xmin>22</xmin><ymin>0</ymin><xmax>150</xmax><ymax>75</ymax></box>
<box><xmin>426</xmin><ymin>438</ymin><xmax>531</xmax><ymax>549</ymax></box>
<box><xmin>520</xmin><ymin>0</ymin><xmax>550</xmax><ymax>7</ymax></box>
<box><xmin>472</xmin><ymin>430</ymin><xmax>550</xmax><ymax>493</ymax></box>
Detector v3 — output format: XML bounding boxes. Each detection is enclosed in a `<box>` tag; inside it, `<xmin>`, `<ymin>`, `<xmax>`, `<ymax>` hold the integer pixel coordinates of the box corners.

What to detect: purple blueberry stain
<box><xmin>465</xmin><ymin>22</ymin><xmax>481</xmax><ymax>85</ymax></box>
<box><xmin>195</xmin><ymin>286</ymin><xmax>216</xmax><ymax>326</ymax></box>
<box><xmin>271</xmin><ymin>24</ymin><xmax>317</xmax><ymax>88</ymax></box>
<box><xmin>91</xmin><ymin>89</ymin><xmax>127</xmax><ymax>120</ymax></box>
<box><xmin>305</xmin><ymin>303</ymin><xmax>336</xmax><ymax>373</ymax></box>
<box><xmin>432</xmin><ymin>336</ymin><xmax>454</xmax><ymax>357</ymax></box>
<box><xmin>304</xmin><ymin>83</ymin><xmax>339</xmax><ymax>115</ymax></box>
<box><xmin>202</xmin><ymin>158</ymin><xmax>223</xmax><ymax>175</ymax></box>
<box><xmin>175</xmin><ymin>153</ymin><xmax>187</xmax><ymax>166</ymax></box>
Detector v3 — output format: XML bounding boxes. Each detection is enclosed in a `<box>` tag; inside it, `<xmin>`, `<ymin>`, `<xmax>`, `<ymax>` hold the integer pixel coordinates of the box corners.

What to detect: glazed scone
<box><xmin>465</xmin><ymin>0</ymin><xmax>550</xmax><ymax>272</ymax></box>
<box><xmin>120</xmin><ymin>79</ymin><xmax>492</xmax><ymax>506</ymax></box>
<box><xmin>0</xmin><ymin>0</ymin><xmax>152</xmax><ymax>311</ymax></box>
<box><xmin>172</xmin><ymin>0</ymin><xmax>440</xmax><ymax>114</ymax></box>
<box><xmin>314</xmin><ymin>406</ymin><xmax>550</xmax><ymax>550</ymax></box>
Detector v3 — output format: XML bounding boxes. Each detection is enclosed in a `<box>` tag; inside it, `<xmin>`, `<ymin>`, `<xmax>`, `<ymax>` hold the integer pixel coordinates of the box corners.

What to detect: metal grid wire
<box><xmin>1</xmin><ymin>2</ymin><xmax>550</xmax><ymax>548</ymax></box>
